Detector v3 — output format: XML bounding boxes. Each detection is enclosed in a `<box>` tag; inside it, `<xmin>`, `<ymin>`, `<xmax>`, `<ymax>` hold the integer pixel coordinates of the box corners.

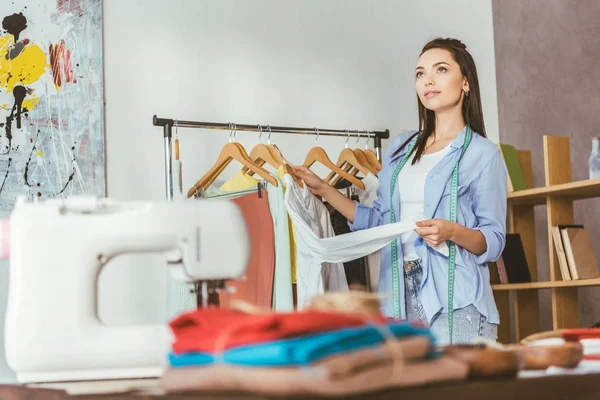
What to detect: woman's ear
<box><xmin>462</xmin><ymin>78</ymin><xmax>470</xmax><ymax>93</ymax></box>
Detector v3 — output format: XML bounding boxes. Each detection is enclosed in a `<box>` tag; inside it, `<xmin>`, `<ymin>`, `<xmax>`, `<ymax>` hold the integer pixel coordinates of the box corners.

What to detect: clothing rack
<box><xmin>153</xmin><ymin>115</ymin><xmax>390</xmax><ymax>200</ymax></box>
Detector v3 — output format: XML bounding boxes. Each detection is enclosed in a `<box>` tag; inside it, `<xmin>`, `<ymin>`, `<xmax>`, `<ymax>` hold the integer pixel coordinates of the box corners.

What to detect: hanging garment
<box><xmin>197</xmin><ymin>186</ymin><xmax>275</xmax><ymax>309</ymax></box>
<box><xmin>168</xmin><ymin>320</ymin><xmax>433</xmax><ymax>367</ymax></box>
<box><xmin>169</xmin><ymin>307</ymin><xmax>389</xmax><ymax>354</ymax></box>
<box><xmin>221</xmin><ymin>191</ymin><xmax>274</xmax><ymax>309</ymax></box>
<box><xmin>327</xmin><ymin>203</ymin><xmax>368</xmax><ymax>288</ymax></box>
<box><xmin>161</xmin><ymin>356</ymin><xmax>467</xmax><ymax>396</ymax></box>
<box><xmin>281</xmin><ymin>176</ymin><xmax>348</xmax><ymax>309</ymax></box>
<box><xmin>217</xmin><ymin>173</ymin><xmax>293</xmax><ymax>311</ymax></box>
<box><xmin>282</xmin><ymin>174</ymin><xmax>449</xmax><ymax>308</ymax></box>
<box><xmin>353</xmin><ymin>172</ymin><xmax>381</xmax><ymax>292</ymax></box>
<box><xmin>275</xmin><ymin>166</ymin><xmax>299</xmax><ymax>287</ymax></box>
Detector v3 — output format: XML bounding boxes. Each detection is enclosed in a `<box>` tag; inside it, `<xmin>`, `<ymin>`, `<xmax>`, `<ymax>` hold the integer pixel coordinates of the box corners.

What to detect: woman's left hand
<box><xmin>415</xmin><ymin>219</ymin><xmax>457</xmax><ymax>247</ymax></box>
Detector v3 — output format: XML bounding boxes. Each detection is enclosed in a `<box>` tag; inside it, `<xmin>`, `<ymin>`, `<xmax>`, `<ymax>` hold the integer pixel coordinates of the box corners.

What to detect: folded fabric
<box><xmin>161</xmin><ymin>355</ymin><xmax>468</xmax><ymax>396</ymax></box>
<box><xmin>170</xmin><ymin>308</ymin><xmax>389</xmax><ymax>354</ymax></box>
<box><xmin>169</xmin><ymin>320</ymin><xmax>434</xmax><ymax>367</ymax></box>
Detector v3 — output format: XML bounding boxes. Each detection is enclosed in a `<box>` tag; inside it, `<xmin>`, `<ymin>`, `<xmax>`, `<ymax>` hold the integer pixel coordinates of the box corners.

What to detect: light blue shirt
<box><xmin>350</xmin><ymin>127</ymin><xmax>507</xmax><ymax>325</ymax></box>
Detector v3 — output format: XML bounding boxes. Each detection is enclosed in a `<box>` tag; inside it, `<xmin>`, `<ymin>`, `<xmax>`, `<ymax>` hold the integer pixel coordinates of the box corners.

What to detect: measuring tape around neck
<box><xmin>389</xmin><ymin>127</ymin><xmax>473</xmax><ymax>344</ymax></box>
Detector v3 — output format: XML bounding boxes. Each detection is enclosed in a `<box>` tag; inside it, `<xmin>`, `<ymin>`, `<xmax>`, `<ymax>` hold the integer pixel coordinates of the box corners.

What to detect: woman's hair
<box><xmin>395</xmin><ymin>37</ymin><xmax>486</xmax><ymax>163</ymax></box>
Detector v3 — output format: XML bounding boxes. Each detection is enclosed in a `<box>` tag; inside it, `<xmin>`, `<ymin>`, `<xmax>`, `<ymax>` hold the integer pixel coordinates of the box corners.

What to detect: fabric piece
<box><xmin>283</xmin><ymin>174</ymin><xmax>448</xmax><ymax>264</ymax></box>
<box><xmin>217</xmin><ymin>191</ymin><xmax>275</xmax><ymax>309</ymax></box>
<box><xmin>327</xmin><ymin>203</ymin><xmax>368</xmax><ymax>288</ymax></box>
<box><xmin>220</xmin><ymin>170</ymin><xmax>261</xmax><ymax>192</ymax></box>
<box><xmin>265</xmin><ymin>175</ymin><xmax>294</xmax><ymax>312</ymax></box>
<box><xmin>161</xmin><ymin>356</ymin><xmax>468</xmax><ymax>396</ymax></box>
<box><xmin>275</xmin><ymin>166</ymin><xmax>299</xmax><ymax>286</ymax></box>
<box><xmin>210</xmin><ymin>171</ymin><xmax>293</xmax><ymax>311</ymax></box>
<box><xmin>354</xmin><ymin>173</ymin><xmax>381</xmax><ymax>292</ymax></box>
<box><xmin>281</xmin><ymin>175</ymin><xmax>348</xmax><ymax>308</ymax></box>
<box><xmin>350</xmin><ymin>128</ymin><xmax>506</xmax><ymax>324</ymax></box>
<box><xmin>404</xmin><ymin>260</ymin><xmax>498</xmax><ymax>345</ymax></box>
<box><xmin>169</xmin><ymin>307</ymin><xmax>389</xmax><ymax>354</ymax></box>
<box><xmin>168</xmin><ymin>320</ymin><xmax>434</xmax><ymax>367</ymax></box>
<box><xmin>164</xmin><ymin>336</ymin><xmax>430</xmax><ymax>381</ymax></box>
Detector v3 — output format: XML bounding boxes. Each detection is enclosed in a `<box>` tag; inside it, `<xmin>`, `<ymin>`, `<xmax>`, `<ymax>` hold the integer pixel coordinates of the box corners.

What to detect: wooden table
<box><xmin>1</xmin><ymin>373</ymin><xmax>600</xmax><ymax>400</ymax></box>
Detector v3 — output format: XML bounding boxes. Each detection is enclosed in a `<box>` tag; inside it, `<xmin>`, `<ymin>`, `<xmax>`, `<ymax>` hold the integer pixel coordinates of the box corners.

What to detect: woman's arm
<box><xmin>292</xmin><ymin>166</ymin><xmax>385</xmax><ymax>228</ymax></box>
<box><xmin>415</xmin><ymin>219</ymin><xmax>487</xmax><ymax>255</ymax></box>
<box><xmin>415</xmin><ymin>150</ymin><xmax>507</xmax><ymax>260</ymax></box>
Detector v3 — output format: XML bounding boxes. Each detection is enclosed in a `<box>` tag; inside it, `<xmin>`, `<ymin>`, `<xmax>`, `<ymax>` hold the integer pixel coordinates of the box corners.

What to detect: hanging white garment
<box><xmin>282</xmin><ymin>174</ymin><xmax>449</xmax><ymax>308</ymax></box>
<box><xmin>353</xmin><ymin>173</ymin><xmax>381</xmax><ymax>293</ymax></box>
<box><xmin>281</xmin><ymin>175</ymin><xmax>348</xmax><ymax>309</ymax></box>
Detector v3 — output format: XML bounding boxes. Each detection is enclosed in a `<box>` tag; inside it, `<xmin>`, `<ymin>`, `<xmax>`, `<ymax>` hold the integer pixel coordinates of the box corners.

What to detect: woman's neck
<box><xmin>433</xmin><ymin>106</ymin><xmax>465</xmax><ymax>141</ymax></box>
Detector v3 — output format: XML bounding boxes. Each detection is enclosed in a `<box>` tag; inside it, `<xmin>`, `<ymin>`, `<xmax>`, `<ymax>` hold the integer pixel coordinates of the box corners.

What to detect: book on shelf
<box><xmin>551</xmin><ymin>225</ymin><xmax>579</xmax><ymax>280</ymax></box>
<box><xmin>558</xmin><ymin>225</ymin><xmax>600</xmax><ymax>280</ymax></box>
<box><xmin>499</xmin><ymin>233</ymin><xmax>531</xmax><ymax>283</ymax></box>
<box><xmin>498</xmin><ymin>143</ymin><xmax>528</xmax><ymax>192</ymax></box>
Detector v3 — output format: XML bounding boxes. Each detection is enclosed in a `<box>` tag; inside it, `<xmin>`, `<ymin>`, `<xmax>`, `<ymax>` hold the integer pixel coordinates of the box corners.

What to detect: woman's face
<box><xmin>415</xmin><ymin>48</ymin><xmax>468</xmax><ymax>112</ymax></box>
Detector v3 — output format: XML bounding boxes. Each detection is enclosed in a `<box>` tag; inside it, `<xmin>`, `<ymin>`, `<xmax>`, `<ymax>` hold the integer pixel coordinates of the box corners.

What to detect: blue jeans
<box><xmin>403</xmin><ymin>259</ymin><xmax>498</xmax><ymax>345</ymax></box>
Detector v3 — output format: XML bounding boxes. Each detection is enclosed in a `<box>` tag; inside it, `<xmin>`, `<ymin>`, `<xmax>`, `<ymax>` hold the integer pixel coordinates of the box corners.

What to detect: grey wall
<box><xmin>492</xmin><ymin>0</ymin><xmax>600</xmax><ymax>331</ymax></box>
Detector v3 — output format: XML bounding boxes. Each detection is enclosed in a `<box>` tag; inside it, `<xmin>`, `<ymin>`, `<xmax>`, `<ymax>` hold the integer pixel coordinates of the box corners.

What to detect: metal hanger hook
<box><xmin>345</xmin><ymin>130</ymin><xmax>350</xmax><ymax>148</ymax></box>
<box><xmin>257</xmin><ymin>124</ymin><xmax>263</xmax><ymax>142</ymax></box>
<box><xmin>355</xmin><ymin>130</ymin><xmax>361</xmax><ymax>146</ymax></box>
<box><xmin>363</xmin><ymin>130</ymin><xmax>370</xmax><ymax>149</ymax></box>
<box><xmin>314</xmin><ymin>128</ymin><xmax>320</xmax><ymax>146</ymax></box>
<box><xmin>266</xmin><ymin>126</ymin><xmax>272</xmax><ymax>144</ymax></box>
<box><xmin>174</xmin><ymin>120</ymin><xmax>179</xmax><ymax>138</ymax></box>
<box><xmin>229</xmin><ymin>123</ymin><xmax>238</xmax><ymax>143</ymax></box>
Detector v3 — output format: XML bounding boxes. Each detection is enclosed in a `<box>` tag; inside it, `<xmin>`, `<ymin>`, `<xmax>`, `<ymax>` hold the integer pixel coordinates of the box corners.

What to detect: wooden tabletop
<box><xmin>1</xmin><ymin>373</ymin><xmax>600</xmax><ymax>400</ymax></box>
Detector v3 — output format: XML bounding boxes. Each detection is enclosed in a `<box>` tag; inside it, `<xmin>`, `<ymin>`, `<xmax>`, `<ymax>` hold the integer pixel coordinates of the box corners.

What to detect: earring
<box><xmin>464</xmin><ymin>89</ymin><xmax>469</xmax><ymax>97</ymax></box>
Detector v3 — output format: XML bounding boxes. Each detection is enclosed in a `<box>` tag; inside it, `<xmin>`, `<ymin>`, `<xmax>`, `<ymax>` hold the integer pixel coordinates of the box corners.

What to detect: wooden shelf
<box><xmin>507</xmin><ymin>179</ymin><xmax>600</xmax><ymax>205</ymax></box>
<box><xmin>492</xmin><ymin>278</ymin><xmax>600</xmax><ymax>291</ymax></box>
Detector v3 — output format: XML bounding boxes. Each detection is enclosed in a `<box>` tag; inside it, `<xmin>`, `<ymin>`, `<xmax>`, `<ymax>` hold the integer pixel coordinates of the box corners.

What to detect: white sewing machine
<box><xmin>3</xmin><ymin>196</ymin><xmax>251</xmax><ymax>384</ymax></box>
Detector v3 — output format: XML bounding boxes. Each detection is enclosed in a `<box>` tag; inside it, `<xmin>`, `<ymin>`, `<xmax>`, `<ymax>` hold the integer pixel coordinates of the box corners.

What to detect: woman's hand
<box><xmin>292</xmin><ymin>166</ymin><xmax>327</xmax><ymax>195</ymax></box>
<box><xmin>415</xmin><ymin>219</ymin><xmax>457</xmax><ymax>247</ymax></box>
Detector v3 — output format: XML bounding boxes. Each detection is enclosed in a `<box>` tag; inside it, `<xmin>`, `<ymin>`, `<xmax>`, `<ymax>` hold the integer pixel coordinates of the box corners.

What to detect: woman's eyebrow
<box><xmin>415</xmin><ymin>61</ymin><xmax>450</xmax><ymax>71</ymax></box>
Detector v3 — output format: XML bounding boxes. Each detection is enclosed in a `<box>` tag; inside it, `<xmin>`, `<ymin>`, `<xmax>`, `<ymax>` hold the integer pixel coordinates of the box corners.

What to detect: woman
<box><xmin>293</xmin><ymin>38</ymin><xmax>507</xmax><ymax>345</ymax></box>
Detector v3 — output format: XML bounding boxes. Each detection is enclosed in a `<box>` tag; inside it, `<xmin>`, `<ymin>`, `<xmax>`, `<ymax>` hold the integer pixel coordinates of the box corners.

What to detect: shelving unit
<box><xmin>493</xmin><ymin>135</ymin><xmax>600</xmax><ymax>344</ymax></box>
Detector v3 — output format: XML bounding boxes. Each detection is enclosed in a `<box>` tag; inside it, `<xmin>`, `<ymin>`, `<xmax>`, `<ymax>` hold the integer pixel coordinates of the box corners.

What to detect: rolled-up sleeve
<box><xmin>348</xmin><ymin>180</ymin><xmax>389</xmax><ymax>231</ymax></box>
<box><xmin>471</xmin><ymin>150</ymin><xmax>507</xmax><ymax>264</ymax></box>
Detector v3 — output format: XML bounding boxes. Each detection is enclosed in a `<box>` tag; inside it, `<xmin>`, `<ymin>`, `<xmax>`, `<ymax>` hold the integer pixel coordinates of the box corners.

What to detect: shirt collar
<box><xmin>389</xmin><ymin>125</ymin><xmax>468</xmax><ymax>165</ymax></box>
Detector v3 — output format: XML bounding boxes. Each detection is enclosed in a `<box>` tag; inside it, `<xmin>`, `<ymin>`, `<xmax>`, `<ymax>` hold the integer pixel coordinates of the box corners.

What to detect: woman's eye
<box><xmin>416</xmin><ymin>71</ymin><xmax>424</xmax><ymax>78</ymax></box>
<box><xmin>437</xmin><ymin>67</ymin><xmax>447</xmax><ymax>73</ymax></box>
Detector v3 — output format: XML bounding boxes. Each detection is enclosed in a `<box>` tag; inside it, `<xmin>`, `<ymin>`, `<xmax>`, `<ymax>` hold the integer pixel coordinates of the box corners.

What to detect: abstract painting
<box><xmin>0</xmin><ymin>0</ymin><xmax>105</xmax><ymax>210</ymax></box>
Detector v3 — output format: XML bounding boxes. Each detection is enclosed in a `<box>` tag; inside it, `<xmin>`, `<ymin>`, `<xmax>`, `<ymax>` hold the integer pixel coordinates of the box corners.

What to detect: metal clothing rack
<box><xmin>152</xmin><ymin>115</ymin><xmax>390</xmax><ymax>200</ymax></box>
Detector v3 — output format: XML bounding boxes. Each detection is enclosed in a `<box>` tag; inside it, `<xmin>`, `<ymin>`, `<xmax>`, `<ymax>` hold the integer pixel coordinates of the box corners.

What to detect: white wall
<box><xmin>0</xmin><ymin>0</ymin><xmax>498</xmax><ymax>382</ymax></box>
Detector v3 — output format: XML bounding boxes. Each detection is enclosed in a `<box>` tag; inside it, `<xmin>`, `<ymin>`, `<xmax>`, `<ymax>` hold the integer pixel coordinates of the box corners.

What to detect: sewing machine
<box><xmin>3</xmin><ymin>196</ymin><xmax>251</xmax><ymax>384</ymax></box>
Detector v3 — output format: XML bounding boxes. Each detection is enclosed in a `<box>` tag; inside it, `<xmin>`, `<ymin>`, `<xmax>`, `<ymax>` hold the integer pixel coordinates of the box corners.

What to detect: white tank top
<box><xmin>397</xmin><ymin>143</ymin><xmax>452</xmax><ymax>261</ymax></box>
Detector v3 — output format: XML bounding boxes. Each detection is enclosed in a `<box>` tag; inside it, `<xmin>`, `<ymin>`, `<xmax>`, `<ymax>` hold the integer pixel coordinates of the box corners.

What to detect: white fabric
<box><xmin>266</xmin><ymin>176</ymin><xmax>294</xmax><ymax>312</ymax></box>
<box><xmin>282</xmin><ymin>175</ymin><xmax>348</xmax><ymax>308</ymax></box>
<box><xmin>353</xmin><ymin>173</ymin><xmax>381</xmax><ymax>292</ymax></box>
<box><xmin>283</xmin><ymin>174</ymin><xmax>449</xmax><ymax>308</ymax></box>
<box><xmin>397</xmin><ymin>144</ymin><xmax>451</xmax><ymax>261</ymax></box>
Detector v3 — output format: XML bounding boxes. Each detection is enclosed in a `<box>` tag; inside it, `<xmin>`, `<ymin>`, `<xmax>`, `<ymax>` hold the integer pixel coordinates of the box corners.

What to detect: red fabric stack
<box><xmin>169</xmin><ymin>308</ymin><xmax>387</xmax><ymax>354</ymax></box>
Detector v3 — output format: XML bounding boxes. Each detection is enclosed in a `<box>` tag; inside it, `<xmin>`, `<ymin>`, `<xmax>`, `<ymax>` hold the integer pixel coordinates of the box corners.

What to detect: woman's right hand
<box><xmin>292</xmin><ymin>166</ymin><xmax>327</xmax><ymax>194</ymax></box>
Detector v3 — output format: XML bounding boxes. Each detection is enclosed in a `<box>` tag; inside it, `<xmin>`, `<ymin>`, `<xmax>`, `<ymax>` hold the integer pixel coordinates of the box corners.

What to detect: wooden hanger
<box><xmin>325</xmin><ymin>147</ymin><xmax>370</xmax><ymax>186</ymax></box>
<box><xmin>364</xmin><ymin>149</ymin><xmax>382</xmax><ymax>172</ymax></box>
<box><xmin>304</xmin><ymin>146</ymin><xmax>365</xmax><ymax>190</ymax></box>
<box><xmin>242</xmin><ymin>144</ymin><xmax>281</xmax><ymax>175</ymax></box>
<box><xmin>187</xmin><ymin>141</ymin><xmax>278</xmax><ymax>198</ymax></box>
<box><xmin>240</xmin><ymin>127</ymin><xmax>303</xmax><ymax>187</ymax></box>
